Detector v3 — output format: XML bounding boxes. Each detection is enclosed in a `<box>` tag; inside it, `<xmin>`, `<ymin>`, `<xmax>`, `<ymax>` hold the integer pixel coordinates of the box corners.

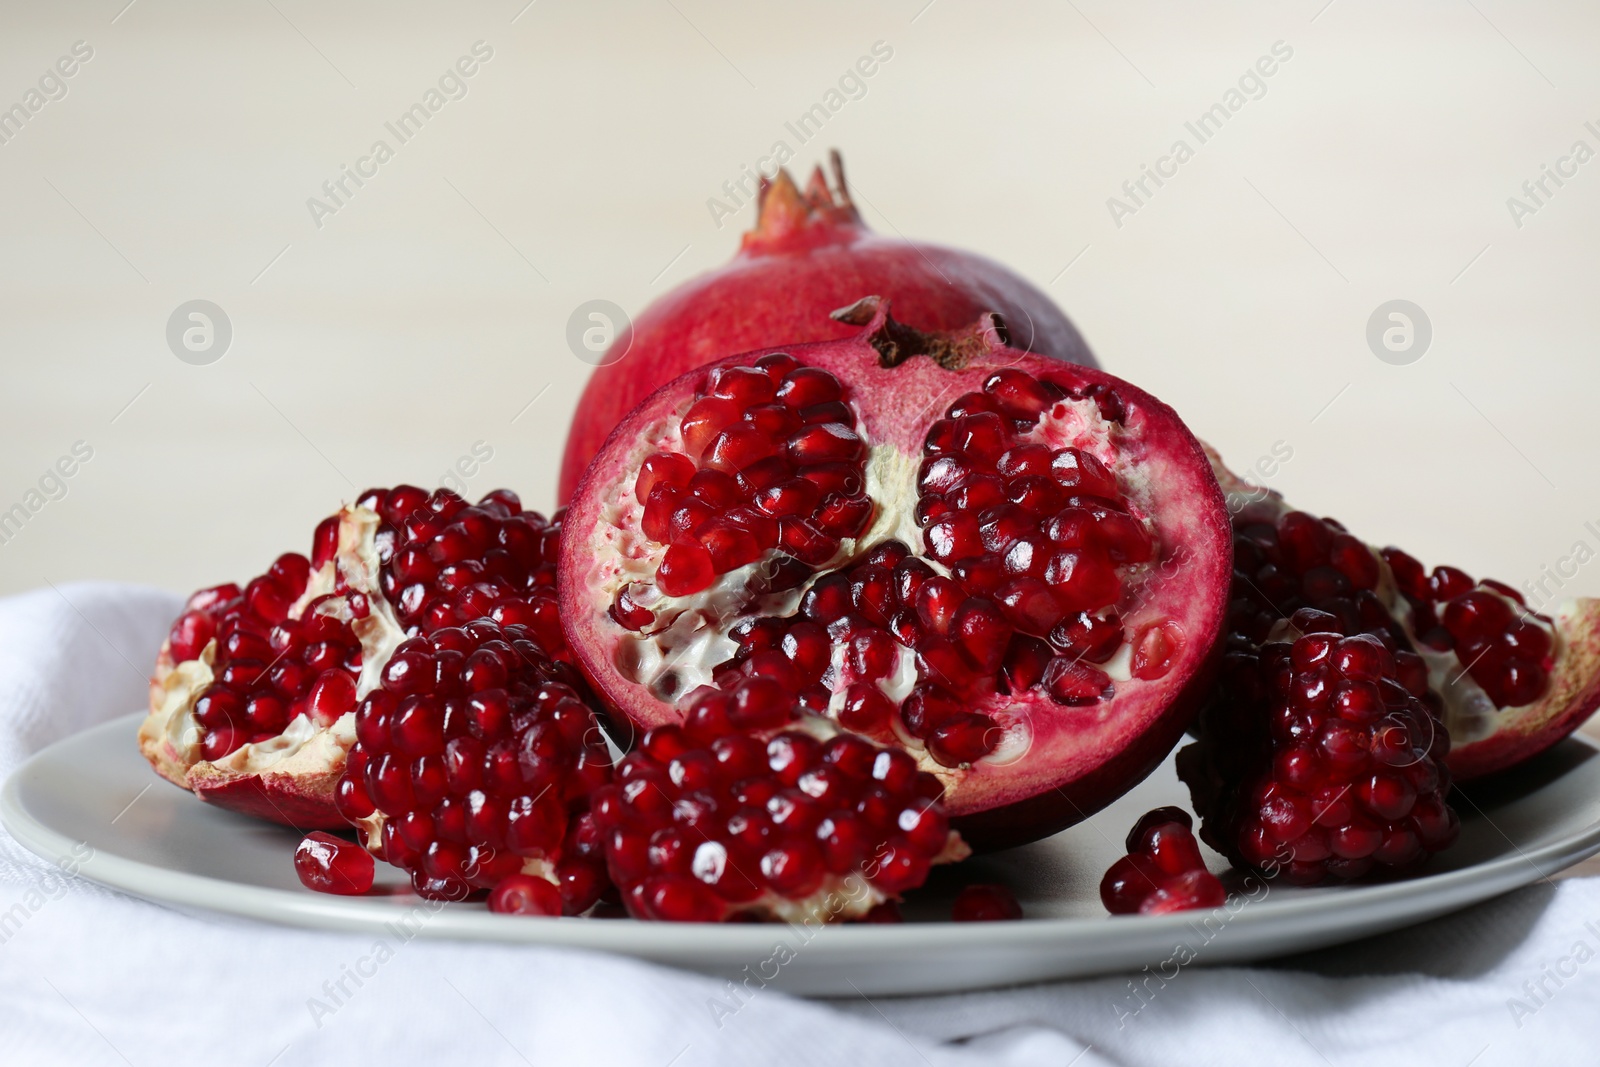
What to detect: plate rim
<box><xmin>6</xmin><ymin>714</ymin><xmax>1600</xmax><ymax>966</ymax></box>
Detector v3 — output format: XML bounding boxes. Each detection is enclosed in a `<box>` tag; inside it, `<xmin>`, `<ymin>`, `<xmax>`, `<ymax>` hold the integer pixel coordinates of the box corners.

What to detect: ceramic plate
<box><xmin>5</xmin><ymin>714</ymin><xmax>1598</xmax><ymax>995</ymax></box>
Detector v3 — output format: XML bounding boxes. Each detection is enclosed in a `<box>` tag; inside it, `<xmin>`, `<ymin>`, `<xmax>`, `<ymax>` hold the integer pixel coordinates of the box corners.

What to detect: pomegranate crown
<box><xmin>741</xmin><ymin>149</ymin><xmax>865</xmax><ymax>254</ymax></box>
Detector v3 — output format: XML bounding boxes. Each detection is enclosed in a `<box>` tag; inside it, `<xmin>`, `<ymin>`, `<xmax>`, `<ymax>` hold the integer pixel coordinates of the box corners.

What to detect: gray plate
<box><xmin>5</xmin><ymin>714</ymin><xmax>1598</xmax><ymax>995</ymax></box>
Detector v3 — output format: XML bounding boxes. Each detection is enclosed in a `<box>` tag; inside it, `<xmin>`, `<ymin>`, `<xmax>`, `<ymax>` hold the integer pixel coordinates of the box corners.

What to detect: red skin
<box><xmin>558</xmin><ymin>156</ymin><xmax>1095</xmax><ymax>502</ymax></box>
<box><xmin>559</xmin><ymin>299</ymin><xmax>1231</xmax><ymax>852</ymax></box>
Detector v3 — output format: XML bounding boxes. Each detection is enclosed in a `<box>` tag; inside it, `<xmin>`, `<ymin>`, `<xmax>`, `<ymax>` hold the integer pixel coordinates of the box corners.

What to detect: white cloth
<box><xmin>0</xmin><ymin>583</ymin><xmax>1595</xmax><ymax>1066</ymax></box>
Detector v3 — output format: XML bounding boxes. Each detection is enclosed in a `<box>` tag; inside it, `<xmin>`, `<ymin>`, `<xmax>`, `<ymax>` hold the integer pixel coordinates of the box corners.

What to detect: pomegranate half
<box><xmin>559</xmin><ymin>298</ymin><xmax>1232</xmax><ymax>849</ymax></box>
<box><xmin>1207</xmin><ymin>447</ymin><xmax>1600</xmax><ymax>780</ymax></box>
<box><xmin>558</xmin><ymin>152</ymin><xmax>1095</xmax><ymax>502</ymax></box>
<box><xmin>140</xmin><ymin>488</ymin><xmax>567</xmax><ymax>827</ymax></box>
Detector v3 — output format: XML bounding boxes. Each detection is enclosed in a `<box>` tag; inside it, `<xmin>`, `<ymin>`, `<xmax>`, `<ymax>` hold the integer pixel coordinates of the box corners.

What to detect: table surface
<box><xmin>2</xmin><ymin>4</ymin><xmax>1598</xmax><ymax>875</ymax></box>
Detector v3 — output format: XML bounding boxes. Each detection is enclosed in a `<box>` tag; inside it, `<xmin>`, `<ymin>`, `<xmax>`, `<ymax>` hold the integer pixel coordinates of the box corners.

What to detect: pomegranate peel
<box><xmin>1205</xmin><ymin>445</ymin><xmax>1600</xmax><ymax>781</ymax></box>
<box><xmin>559</xmin><ymin>151</ymin><xmax>1096</xmax><ymax>502</ymax></box>
<box><xmin>560</xmin><ymin>298</ymin><xmax>1233</xmax><ymax>850</ymax></box>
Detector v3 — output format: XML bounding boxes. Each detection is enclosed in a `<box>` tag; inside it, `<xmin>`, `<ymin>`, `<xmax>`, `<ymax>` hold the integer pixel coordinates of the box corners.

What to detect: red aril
<box><xmin>1206</xmin><ymin>446</ymin><xmax>1600</xmax><ymax>780</ymax></box>
<box><xmin>558</xmin><ymin>153</ymin><xmax>1095</xmax><ymax>502</ymax></box>
<box><xmin>951</xmin><ymin>883</ymin><xmax>1023</xmax><ymax>921</ymax></box>
<box><xmin>140</xmin><ymin>488</ymin><xmax>568</xmax><ymax>827</ymax></box>
<box><xmin>560</xmin><ymin>299</ymin><xmax>1233</xmax><ymax>850</ymax></box>
<box><xmin>294</xmin><ymin>831</ymin><xmax>375</xmax><ymax>895</ymax></box>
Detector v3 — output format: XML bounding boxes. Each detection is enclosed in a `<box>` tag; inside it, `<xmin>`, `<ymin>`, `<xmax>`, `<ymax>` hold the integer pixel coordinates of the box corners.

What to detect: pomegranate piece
<box><xmin>561</xmin><ymin>300</ymin><xmax>1233</xmax><ymax>851</ymax></box>
<box><xmin>1099</xmin><ymin>807</ymin><xmax>1225</xmax><ymax>914</ymax></box>
<box><xmin>140</xmin><ymin>488</ymin><xmax>569</xmax><ymax>828</ymax></box>
<box><xmin>1177</xmin><ymin>613</ymin><xmax>1460</xmax><ymax>885</ymax></box>
<box><xmin>591</xmin><ymin>688</ymin><xmax>968</xmax><ymax>922</ymax></box>
<box><xmin>951</xmin><ymin>883</ymin><xmax>1023</xmax><ymax>922</ymax></box>
<box><xmin>559</xmin><ymin>151</ymin><xmax>1096</xmax><ymax>502</ymax></box>
<box><xmin>1206</xmin><ymin>446</ymin><xmax>1600</xmax><ymax>780</ymax></box>
<box><xmin>338</xmin><ymin>620</ymin><xmax>615</xmax><ymax>908</ymax></box>
<box><xmin>294</xmin><ymin>831</ymin><xmax>375</xmax><ymax>895</ymax></box>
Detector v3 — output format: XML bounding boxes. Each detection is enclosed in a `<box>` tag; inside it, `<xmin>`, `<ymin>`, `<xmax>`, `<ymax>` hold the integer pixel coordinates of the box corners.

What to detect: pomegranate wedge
<box><xmin>1206</xmin><ymin>445</ymin><xmax>1600</xmax><ymax>780</ymax></box>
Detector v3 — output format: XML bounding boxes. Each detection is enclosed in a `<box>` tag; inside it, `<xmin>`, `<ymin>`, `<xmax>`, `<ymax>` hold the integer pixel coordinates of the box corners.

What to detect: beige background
<box><xmin>1</xmin><ymin>0</ymin><xmax>1597</xmax><ymax>621</ymax></box>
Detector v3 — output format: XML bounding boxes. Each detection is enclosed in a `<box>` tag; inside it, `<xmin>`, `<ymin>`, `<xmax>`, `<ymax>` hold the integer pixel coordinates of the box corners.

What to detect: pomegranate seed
<box><xmin>1051</xmin><ymin>449</ymin><xmax>1119</xmax><ymax>500</ymax></box>
<box><xmin>680</xmin><ymin>396</ymin><xmax>742</xmax><ymax>458</ymax></box>
<box><xmin>1131</xmin><ymin>622</ymin><xmax>1184</xmax><ymax>681</ymax></box>
<box><xmin>787</xmin><ymin>423</ymin><xmax>864</xmax><ymax>465</ymax></box>
<box><xmin>488</xmin><ymin>874</ymin><xmax>563</xmax><ymax>916</ymax></box>
<box><xmin>776</xmin><ymin>366</ymin><xmax>843</xmax><ymax>408</ymax></box>
<box><xmin>707</xmin><ymin>365</ymin><xmax>778</xmax><ymax>405</ymax></box>
<box><xmin>295</xmin><ymin>832</ymin><xmax>375</xmax><ymax>895</ymax></box>
<box><xmin>951</xmin><ymin>883</ymin><xmax>1023</xmax><ymax>921</ymax></box>
<box><xmin>1044</xmin><ymin>657</ymin><xmax>1112</xmax><ymax>705</ymax></box>
<box><xmin>658</xmin><ymin>543</ymin><xmax>715</xmax><ymax>596</ymax></box>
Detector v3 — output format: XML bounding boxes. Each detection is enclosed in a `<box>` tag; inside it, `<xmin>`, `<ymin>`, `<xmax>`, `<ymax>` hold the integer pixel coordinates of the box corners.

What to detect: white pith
<box><xmin>1214</xmin><ymin>480</ymin><xmax>1553</xmax><ymax>744</ymax></box>
<box><xmin>587</xmin><ymin>390</ymin><xmax>1171</xmax><ymax>788</ymax></box>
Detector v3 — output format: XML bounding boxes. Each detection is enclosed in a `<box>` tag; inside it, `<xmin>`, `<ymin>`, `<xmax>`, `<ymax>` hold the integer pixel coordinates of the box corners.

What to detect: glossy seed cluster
<box><xmin>1383</xmin><ymin>547</ymin><xmax>1552</xmax><ymax>708</ymax></box>
<box><xmin>590</xmin><ymin>688</ymin><xmax>956</xmax><ymax>922</ymax></box>
<box><xmin>336</xmin><ymin>620</ymin><xmax>614</xmax><ymax>907</ymax></box>
<box><xmin>1100</xmin><ymin>806</ymin><xmax>1225</xmax><ymax>915</ymax></box>
<box><xmin>1228</xmin><ymin>503</ymin><xmax>1551</xmax><ymax>710</ymax></box>
<box><xmin>622</xmin><ymin>354</ymin><xmax>873</xmax><ymax>608</ymax></box>
<box><xmin>359</xmin><ymin>486</ymin><xmax>566</xmax><ymax>653</ymax></box>
<box><xmin>1180</xmin><ymin>609</ymin><xmax>1460</xmax><ymax>885</ymax></box>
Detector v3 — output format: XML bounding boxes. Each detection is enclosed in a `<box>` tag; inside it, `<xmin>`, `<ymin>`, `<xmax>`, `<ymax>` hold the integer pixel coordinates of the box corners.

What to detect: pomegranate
<box><xmin>1206</xmin><ymin>447</ymin><xmax>1600</xmax><ymax>780</ymax></box>
<box><xmin>140</xmin><ymin>487</ymin><xmax>567</xmax><ymax>827</ymax></box>
<box><xmin>338</xmin><ymin>619</ymin><xmax>614</xmax><ymax>907</ymax></box>
<box><xmin>558</xmin><ymin>152</ymin><xmax>1095</xmax><ymax>502</ymax></box>
<box><xmin>1178</xmin><ymin>611</ymin><xmax>1458</xmax><ymax>884</ymax></box>
<box><xmin>559</xmin><ymin>298</ymin><xmax>1233</xmax><ymax>849</ymax></box>
<box><xmin>1100</xmin><ymin>806</ymin><xmax>1225</xmax><ymax>914</ymax></box>
<box><xmin>590</xmin><ymin>687</ymin><xmax>967</xmax><ymax>922</ymax></box>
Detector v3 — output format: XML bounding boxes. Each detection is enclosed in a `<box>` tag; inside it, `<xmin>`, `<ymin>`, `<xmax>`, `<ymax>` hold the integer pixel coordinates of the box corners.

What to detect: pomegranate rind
<box><xmin>557</xmin><ymin>156</ymin><xmax>1095</xmax><ymax>502</ymax></box>
<box><xmin>561</xmin><ymin>301</ymin><xmax>1232</xmax><ymax>849</ymax></box>
<box><xmin>1204</xmin><ymin>444</ymin><xmax>1600</xmax><ymax>780</ymax></box>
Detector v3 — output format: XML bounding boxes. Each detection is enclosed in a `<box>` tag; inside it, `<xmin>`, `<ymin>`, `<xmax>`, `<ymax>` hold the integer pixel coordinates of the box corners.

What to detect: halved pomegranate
<box><xmin>140</xmin><ymin>487</ymin><xmax>567</xmax><ymax>827</ymax></box>
<box><xmin>1206</xmin><ymin>447</ymin><xmax>1600</xmax><ymax>780</ymax></box>
<box><xmin>559</xmin><ymin>298</ymin><xmax>1232</xmax><ymax>849</ymax></box>
<box><xmin>559</xmin><ymin>152</ymin><xmax>1096</xmax><ymax>502</ymax></box>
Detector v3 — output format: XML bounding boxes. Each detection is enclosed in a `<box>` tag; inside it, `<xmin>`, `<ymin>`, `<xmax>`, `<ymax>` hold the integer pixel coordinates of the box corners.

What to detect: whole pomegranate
<box><xmin>140</xmin><ymin>487</ymin><xmax>569</xmax><ymax>827</ymax></box>
<box><xmin>558</xmin><ymin>152</ymin><xmax>1095</xmax><ymax>502</ymax></box>
<box><xmin>558</xmin><ymin>298</ymin><xmax>1233</xmax><ymax>850</ymax></box>
<box><xmin>1205</xmin><ymin>446</ymin><xmax>1600</xmax><ymax>781</ymax></box>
